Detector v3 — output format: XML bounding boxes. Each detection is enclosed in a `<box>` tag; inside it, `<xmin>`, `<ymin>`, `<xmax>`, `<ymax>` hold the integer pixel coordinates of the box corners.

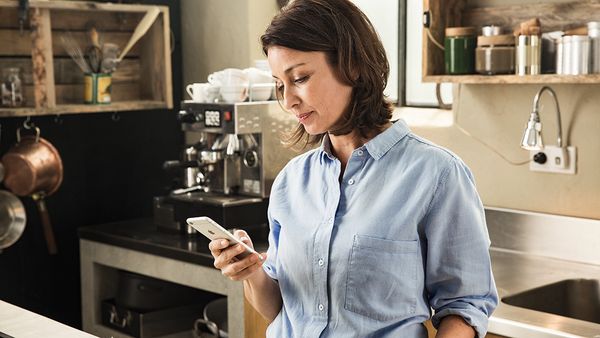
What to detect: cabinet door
<box><xmin>245</xmin><ymin>298</ymin><xmax>269</xmax><ymax>338</ymax></box>
<box><xmin>425</xmin><ymin>319</ymin><xmax>509</xmax><ymax>338</ymax></box>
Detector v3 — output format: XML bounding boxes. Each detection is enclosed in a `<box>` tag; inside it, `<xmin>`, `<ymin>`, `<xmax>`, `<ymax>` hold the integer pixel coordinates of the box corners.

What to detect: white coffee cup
<box><xmin>244</xmin><ymin>67</ymin><xmax>273</xmax><ymax>85</ymax></box>
<box><xmin>220</xmin><ymin>84</ymin><xmax>248</xmax><ymax>103</ymax></box>
<box><xmin>208</xmin><ymin>68</ymin><xmax>248</xmax><ymax>86</ymax></box>
<box><xmin>186</xmin><ymin>83</ymin><xmax>209</xmax><ymax>102</ymax></box>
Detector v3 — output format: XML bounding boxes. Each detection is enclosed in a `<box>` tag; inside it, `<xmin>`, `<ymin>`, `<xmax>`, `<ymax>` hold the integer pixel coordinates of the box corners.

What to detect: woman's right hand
<box><xmin>209</xmin><ymin>229</ymin><xmax>266</xmax><ymax>281</ymax></box>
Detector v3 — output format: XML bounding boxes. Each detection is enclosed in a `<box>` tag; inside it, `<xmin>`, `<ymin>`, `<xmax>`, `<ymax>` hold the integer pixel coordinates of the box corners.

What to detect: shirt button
<box><xmin>357</xmin><ymin>150</ymin><xmax>364</xmax><ymax>156</ymax></box>
<box><xmin>318</xmin><ymin>304</ymin><xmax>324</xmax><ymax>311</ymax></box>
<box><xmin>318</xmin><ymin>259</ymin><xmax>324</xmax><ymax>266</ymax></box>
<box><xmin>348</xmin><ymin>178</ymin><xmax>355</xmax><ymax>185</ymax></box>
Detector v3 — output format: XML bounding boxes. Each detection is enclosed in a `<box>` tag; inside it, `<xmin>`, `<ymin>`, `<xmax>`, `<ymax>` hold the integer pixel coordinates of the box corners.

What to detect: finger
<box><xmin>213</xmin><ymin>242</ymin><xmax>247</xmax><ymax>268</ymax></box>
<box><xmin>222</xmin><ymin>254</ymin><xmax>264</xmax><ymax>280</ymax></box>
<box><xmin>234</xmin><ymin>229</ymin><xmax>257</xmax><ymax>250</ymax></box>
<box><xmin>208</xmin><ymin>238</ymin><xmax>230</xmax><ymax>253</ymax></box>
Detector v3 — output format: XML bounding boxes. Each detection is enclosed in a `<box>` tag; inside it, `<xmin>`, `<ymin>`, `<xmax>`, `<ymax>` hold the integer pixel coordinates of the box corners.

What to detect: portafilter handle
<box><xmin>162</xmin><ymin>160</ymin><xmax>198</xmax><ymax>170</ymax></box>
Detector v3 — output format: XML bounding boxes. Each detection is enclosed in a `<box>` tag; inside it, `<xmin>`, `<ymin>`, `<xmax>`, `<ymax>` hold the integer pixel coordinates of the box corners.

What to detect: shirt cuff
<box><xmin>432</xmin><ymin>305</ymin><xmax>490</xmax><ymax>338</ymax></box>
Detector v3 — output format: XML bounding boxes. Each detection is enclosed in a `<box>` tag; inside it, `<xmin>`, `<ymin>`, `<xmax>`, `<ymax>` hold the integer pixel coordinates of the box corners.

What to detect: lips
<box><xmin>296</xmin><ymin>111</ymin><xmax>313</xmax><ymax>122</ymax></box>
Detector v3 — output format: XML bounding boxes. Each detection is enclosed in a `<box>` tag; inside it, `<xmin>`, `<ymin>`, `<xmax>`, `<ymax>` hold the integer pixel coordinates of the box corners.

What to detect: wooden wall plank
<box><xmin>0</xmin><ymin>8</ymin><xmax>141</xmax><ymax>30</ymax></box>
<box><xmin>463</xmin><ymin>2</ymin><xmax>600</xmax><ymax>33</ymax></box>
<box><xmin>55</xmin><ymin>83</ymin><xmax>141</xmax><ymax>104</ymax></box>
<box><xmin>0</xmin><ymin>58</ymin><xmax>140</xmax><ymax>85</ymax></box>
<box><xmin>0</xmin><ymin>29</ymin><xmax>140</xmax><ymax>57</ymax></box>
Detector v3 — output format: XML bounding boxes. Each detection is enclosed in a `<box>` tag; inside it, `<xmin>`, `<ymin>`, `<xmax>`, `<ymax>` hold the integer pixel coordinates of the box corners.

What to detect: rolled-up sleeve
<box><xmin>424</xmin><ymin>158</ymin><xmax>498</xmax><ymax>338</ymax></box>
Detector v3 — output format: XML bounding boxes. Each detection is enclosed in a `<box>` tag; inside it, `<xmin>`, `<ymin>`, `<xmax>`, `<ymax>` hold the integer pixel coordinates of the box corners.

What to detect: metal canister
<box><xmin>588</xmin><ymin>22</ymin><xmax>600</xmax><ymax>73</ymax></box>
<box><xmin>444</xmin><ymin>27</ymin><xmax>476</xmax><ymax>75</ymax></box>
<box><xmin>560</xmin><ymin>35</ymin><xmax>590</xmax><ymax>75</ymax></box>
<box><xmin>516</xmin><ymin>35</ymin><xmax>541</xmax><ymax>75</ymax></box>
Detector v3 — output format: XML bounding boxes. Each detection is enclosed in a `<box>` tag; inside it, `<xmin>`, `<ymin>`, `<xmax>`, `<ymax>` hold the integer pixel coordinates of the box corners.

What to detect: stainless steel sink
<box><xmin>502</xmin><ymin>278</ymin><xmax>600</xmax><ymax>324</ymax></box>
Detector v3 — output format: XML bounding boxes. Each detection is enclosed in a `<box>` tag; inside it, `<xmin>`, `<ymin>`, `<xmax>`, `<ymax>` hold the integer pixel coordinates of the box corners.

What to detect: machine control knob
<box><xmin>243</xmin><ymin>150</ymin><xmax>259</xmax><ymax>168</ymax></box>
<box><xmin>533</xmin><ymin>152</ymin><xmax>547</xmax><ymax>164</ymax></box>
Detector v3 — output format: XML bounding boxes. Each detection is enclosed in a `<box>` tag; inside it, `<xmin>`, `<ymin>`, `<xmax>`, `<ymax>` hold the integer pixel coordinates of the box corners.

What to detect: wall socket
<box><xmin>529</xmin><ymin>145</ymin><xmax>577</xmax><ymax>174</ymax></box>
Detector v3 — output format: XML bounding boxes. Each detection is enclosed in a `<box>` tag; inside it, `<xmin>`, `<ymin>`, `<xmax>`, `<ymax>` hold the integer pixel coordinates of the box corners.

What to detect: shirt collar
<box><xmin>365</xmin><ymin>119</ymin><xmax>410</xmax><ymax>160</ymax></box>
<box><xmin>317</xmin><ymin>119</ymin><xmax>410</xmax><ymax>161</ymax></box>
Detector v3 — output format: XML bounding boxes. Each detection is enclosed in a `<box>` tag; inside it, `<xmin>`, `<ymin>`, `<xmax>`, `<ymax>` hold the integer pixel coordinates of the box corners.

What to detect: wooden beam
<box><xmin>0</xmin><ymin>0</ymin><xmax>162</xmax><ymax>14</ymax></box>
<box><xmin>30</xmin><ymin>7</ymin><xmax>55</xmax><ymax>109</ymax></box>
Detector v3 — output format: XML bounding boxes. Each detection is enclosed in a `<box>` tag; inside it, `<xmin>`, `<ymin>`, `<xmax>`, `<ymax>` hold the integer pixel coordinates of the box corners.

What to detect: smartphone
<box><xmin>186</xmin><ymin>216</ymin><xmax>263</xmax><ymax>261</ymax></box>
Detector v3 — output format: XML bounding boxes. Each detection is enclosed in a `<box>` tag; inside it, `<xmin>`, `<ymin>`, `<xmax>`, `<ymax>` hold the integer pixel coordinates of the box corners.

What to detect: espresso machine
<box><xmin>154</xmin><ymin>101</ymin><xmax>299</xmax><ymax>235</ymax></box>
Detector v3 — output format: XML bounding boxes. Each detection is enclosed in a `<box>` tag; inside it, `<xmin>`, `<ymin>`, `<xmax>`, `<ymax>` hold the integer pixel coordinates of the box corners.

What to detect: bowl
<box><xmin>249</xmin><ymin>83</ymin><xmax>275</xmax><ymax>101</ymax></box>
<box><xmin>220</xmin><ymin>84</ymin><xmax>248</xmax><ymax>103</ymax></box>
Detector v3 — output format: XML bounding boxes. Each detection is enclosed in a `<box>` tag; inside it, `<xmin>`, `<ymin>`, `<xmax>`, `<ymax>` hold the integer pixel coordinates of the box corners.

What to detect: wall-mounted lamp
<box><xmin>520</xmin><ymin>86</ymin><xmax>576</xmax><ymax>174</ymax></box>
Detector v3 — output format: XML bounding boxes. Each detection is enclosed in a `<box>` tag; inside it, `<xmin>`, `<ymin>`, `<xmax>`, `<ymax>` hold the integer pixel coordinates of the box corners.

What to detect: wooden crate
<box><xmin>422</xmin><ymin>0</ymin><xmax>600</xmax><ymax>84</ymax></box>
<box><xmin>0</xmin><ymin>0</ymin><xmax>172</xmax><ymax>116</ymax></box>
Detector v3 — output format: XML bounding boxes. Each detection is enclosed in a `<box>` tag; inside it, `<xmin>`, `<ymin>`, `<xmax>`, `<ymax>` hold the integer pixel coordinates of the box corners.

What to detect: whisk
<box><xmin>60</xmin><ymin>33</ymin><xmax>91</xmax><ymax>74</ymax></box>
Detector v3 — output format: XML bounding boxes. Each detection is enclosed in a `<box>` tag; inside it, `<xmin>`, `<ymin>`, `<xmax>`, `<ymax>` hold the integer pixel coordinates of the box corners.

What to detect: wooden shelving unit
<box><xmin>423</xmin><ymin>0</ymin><xmax>600</xmax><ymax>84</ymax></box>
<box><xmin>0</xmin><ymin>0</ymin><xmax>173</xmax><ymax>117</ymax></box>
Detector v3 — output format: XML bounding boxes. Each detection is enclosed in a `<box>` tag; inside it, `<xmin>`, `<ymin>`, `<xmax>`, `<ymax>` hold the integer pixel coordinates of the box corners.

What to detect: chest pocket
<box><xmin>344</xmin><ymin>234</ymin><xmax>418</xmax><ymax>321</ymax></box>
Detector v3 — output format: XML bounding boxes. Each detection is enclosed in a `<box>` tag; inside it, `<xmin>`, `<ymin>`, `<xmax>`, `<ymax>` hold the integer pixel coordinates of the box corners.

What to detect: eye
<box><xmin>294</xmin><ymin>75</ymin><xmax>309</xmax><ymax>84</ymax></box>
<box><xmin>275</xmin><ymin>81</ymin><xmax>284</xmax><ymax>93</ymax></box>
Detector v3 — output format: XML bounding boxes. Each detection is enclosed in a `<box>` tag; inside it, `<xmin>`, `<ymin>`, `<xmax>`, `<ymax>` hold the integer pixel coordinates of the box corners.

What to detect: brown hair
<box><xmin>261</xmin><ymin>0</ymin><xmax>394</xmax><ymax>148</ymax></box>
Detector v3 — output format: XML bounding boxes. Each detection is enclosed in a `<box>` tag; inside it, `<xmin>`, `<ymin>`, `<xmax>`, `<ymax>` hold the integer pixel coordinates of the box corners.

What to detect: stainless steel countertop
<box><xmin>485</xmin><ymin>208</ymin><xmax>600</xmax><ymax>338</ymax></box>
<box><xmin>490</xmin><ymin>249</ymin><xmax>600</xmax><ymax>337</ymax></box>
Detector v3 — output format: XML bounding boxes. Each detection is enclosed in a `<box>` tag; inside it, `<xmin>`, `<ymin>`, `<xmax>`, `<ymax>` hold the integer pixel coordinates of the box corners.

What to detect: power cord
<box><xmin>453</xmin><ymin>84</ymin><xmax>531</xmax><ymax>166</ymax></box>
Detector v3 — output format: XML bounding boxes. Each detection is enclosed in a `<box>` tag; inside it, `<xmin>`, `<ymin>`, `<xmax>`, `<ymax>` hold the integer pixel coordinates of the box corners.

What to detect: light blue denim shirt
<box><xmin>263</xmin><ymin>119</ymin><xmax>498</xmax><ymax>338</ymax></box>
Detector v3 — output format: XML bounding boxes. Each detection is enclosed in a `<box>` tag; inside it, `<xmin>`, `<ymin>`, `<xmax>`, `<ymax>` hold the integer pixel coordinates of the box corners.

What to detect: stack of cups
<box><xmin>244</xmin><ymin>67</ymin><xmax>275</xmax><ymax>102</ymax></box>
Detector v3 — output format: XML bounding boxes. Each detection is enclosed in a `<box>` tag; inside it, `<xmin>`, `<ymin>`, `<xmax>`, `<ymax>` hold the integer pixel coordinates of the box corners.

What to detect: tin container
<box><xmin>516</xmin><ymin>35</ymin><xmax>541</xmax><ymax>75</ymax></box>
<box><xmin>84</xmin><ymin>73</ymin><xmax>112</xmax><ymax>104</ymax></box>
<box><xmin>559</xmin><ymin>35</ymin><xmax>590</xmax><ymax>75</ymax></box>
<box><xmin>475</xmin><ymin>34</ymin><xmax>515</xmax><ymax>75</ymax></box>
<box><xmin>444</xmin><ymin>27</ymin><xmax>476</xmax><ymax>75</ymax></box>
<box><xmin>588</xmin><ymin>22</ymin><xmax>600</xmax><ymax>73</ymax></box>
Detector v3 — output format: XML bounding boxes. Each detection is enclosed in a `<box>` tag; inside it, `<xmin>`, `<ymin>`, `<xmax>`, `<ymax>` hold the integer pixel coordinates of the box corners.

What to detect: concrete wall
<box><xmin>409</xmin><ymin>84</ymin><xmax>600</xmax><ymax>219</ymax></box>
<box><xmin>181</xmin><ymin>0</ymin><xmax>278</xmax><ymax>90</ymax></box>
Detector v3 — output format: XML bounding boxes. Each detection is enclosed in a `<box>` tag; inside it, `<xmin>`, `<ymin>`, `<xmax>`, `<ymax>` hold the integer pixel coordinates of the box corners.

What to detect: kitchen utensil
<box><xmin>194</xmin><ymin>298</ymin><xmax>228</xmax><ymax>338</ymax></box>
<box><xmin>0</xmin><ymin>190</ymin><xmax>26</xmax><ymax>251</ymax></box>
<box><xmin>116</xmin><ymin>7</ymin><xmax>160</xmax><ymax>63</ymax></box>
<box><xmin>85</xmin><ymin>45</ymin><xmax>102</xmax><ymax>73</ymax></box>
<box><xmin>1</xmin><ymin>127</ymin><xmax>62</xmax><ymax>254</ymax></box>
<box><xmin>60</xmin><ymin>33</ymin><xmax>92</xmax><ymax>74</ymax></box>
<box><xmin>101</xmin><ymin>43</ymin><xmax>120</xmax><ymax>74</ymax></box>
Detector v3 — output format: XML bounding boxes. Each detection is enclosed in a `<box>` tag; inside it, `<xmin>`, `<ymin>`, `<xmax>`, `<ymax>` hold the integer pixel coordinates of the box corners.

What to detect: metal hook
<box><xmin>111</xmin><ymin>112</ymin><xmax>121</xmax><ymax>122</ymax></box>
<box><xmin>54</xmin><ymin>114</ymin><xmax>63</xmax><ymax>125</ymax></box>
<box><xmin>23</xmin><ymin>116</ymin><xmax>34</xmax><ymax>129</ymax></box>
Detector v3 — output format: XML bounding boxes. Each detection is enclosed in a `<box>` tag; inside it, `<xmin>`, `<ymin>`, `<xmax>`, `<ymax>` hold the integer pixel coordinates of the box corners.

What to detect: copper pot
<box><xmin>1</xmin><ymin>127</ymin><xmax>62</xmax><ymax>254</ymax></box>
<box><xmin>1</xmin><ymin>127</ymin><xmax>63</xmax><ymax>197</ymax></box>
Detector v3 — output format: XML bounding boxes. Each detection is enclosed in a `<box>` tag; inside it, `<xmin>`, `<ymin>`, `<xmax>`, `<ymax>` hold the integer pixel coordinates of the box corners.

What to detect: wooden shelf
<box><xmin>423</xmin><ymin>74</ymin><xmax>600</xmax><ymax>84</ymax></box>
<box><xmin>0</xmin><ymin>101</ymin><xmax>168</xmax><ymax>117</ymax></box>
<box><xmin>0</xmin><ymin>0</ymin><xmax>173</xmax><ymax>117</ymax></box>
<box><xmin>423</xmin><ymin>0</ymin><xmax>600</xmax><ymax>84</ymax></box>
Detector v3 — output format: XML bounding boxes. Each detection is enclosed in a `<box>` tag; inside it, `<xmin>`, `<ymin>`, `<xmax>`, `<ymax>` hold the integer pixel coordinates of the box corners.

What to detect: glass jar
<box><xmin>475</xmin><ymin>34</ymin><xmax>516</xmax><ymax>75</ymax></box>
<box><xmin>444</xmin><ymin>27</ymin><xmax>476</xmax><ymax>75</ymax></box>
<box><xmin>516</xmin><ymin>34</ymin><xmax>542</xmax><ymax>75</ymax></box>
<box><xmin>1</xmin><ymin>67</ymin><xmax>24</xmax><ymax>107</ymax></box>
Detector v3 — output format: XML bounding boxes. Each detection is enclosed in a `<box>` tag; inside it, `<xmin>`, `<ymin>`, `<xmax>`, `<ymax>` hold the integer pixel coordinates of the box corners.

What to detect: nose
<box><xmin>282</xmin><ymin>86</ymin><xmax>300</xmax><ymax>110</ymax></box>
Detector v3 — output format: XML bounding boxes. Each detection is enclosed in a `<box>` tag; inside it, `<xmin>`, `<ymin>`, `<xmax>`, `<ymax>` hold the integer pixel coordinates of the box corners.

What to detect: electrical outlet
<box><xmin>529</xmin><ymin>145</ymin><xmax>577</xmax><ymax>174</ymax></box>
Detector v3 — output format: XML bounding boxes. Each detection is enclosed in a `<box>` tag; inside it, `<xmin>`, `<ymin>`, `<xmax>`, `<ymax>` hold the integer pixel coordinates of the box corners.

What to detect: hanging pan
<box><xmin>1</xmin><ymin>127</ymin><xmax>63</xmax><ymax>254</ymax></box>
<box><xmin>0</xmin><ymin>190</ymin><xmax>27</xmax><ymax>252</ymax></box>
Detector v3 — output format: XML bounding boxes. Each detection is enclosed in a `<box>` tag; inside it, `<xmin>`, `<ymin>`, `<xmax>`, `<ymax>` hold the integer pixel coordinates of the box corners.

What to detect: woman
<box><xmin>209</xmin><ymin>0</ymin><xmax>498</xmax><ymax>337</ymax></box>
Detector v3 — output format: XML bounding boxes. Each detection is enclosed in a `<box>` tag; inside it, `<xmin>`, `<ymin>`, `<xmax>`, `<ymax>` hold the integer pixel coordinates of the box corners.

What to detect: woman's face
<box><xmin>268</xmin><ymin>46</ymin><xmax>353</xmax><ymax>135</ymax></box>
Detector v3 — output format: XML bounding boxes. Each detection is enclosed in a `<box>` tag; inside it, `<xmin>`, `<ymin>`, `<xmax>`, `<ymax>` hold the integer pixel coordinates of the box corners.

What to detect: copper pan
<box><xmin>1</xmin><ymin>127</ymin><xmax>62</xmax><ymax>254</ymax></box>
